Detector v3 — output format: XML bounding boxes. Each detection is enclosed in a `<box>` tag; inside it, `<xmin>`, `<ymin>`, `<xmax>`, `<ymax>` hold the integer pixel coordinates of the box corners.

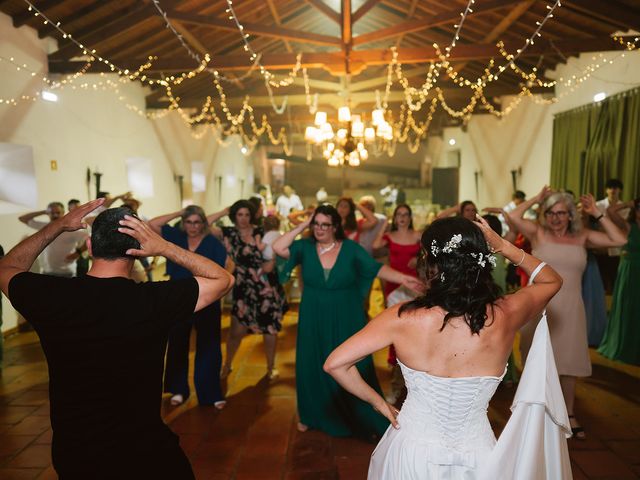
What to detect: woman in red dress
<box><xmin>373</xmin><ymin>204</ymin><xmax>422</xmax><ymax>403</ymax></box>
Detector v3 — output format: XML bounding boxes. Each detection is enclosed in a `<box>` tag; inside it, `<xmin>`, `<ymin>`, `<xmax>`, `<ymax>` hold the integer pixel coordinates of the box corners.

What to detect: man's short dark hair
<box><xmin>97</xmin><ymin>191</ymin><xmax>110</xmax><ymax>199</ymax></box>
<box><xmin>513</xmin><ymin>190</ymin><xmax>526</xmax><ymax>201</ymax></box>
<box><xmin>68</xmin><ymin>198</ymin><xmax>80</xmax><ymax>206</ymax></box>
<box><xmin>48</xmin><ymin>201</ymin><xmax>64</xmax><ymax>211</ymax></box>
<box><xmin>605</xmin><ymin>178</ymin><xmax>623</xmax><ymax>190</ymax></box>
<box><xmin>91</xmin><ymin>207</ymin><xmax>140</xmax><ymax>260</ymax></box>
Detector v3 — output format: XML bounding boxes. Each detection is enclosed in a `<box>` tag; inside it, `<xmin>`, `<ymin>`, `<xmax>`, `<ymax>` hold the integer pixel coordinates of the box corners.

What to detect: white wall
<box><xmin>0</xmin><ymin>13</ymin><xmax>252</xmax><ymax>332</ymax></box>
<box><xmin>431</xmin><ymin>49</ymin><xmax>640</xmax><ymax>208</ymax></box>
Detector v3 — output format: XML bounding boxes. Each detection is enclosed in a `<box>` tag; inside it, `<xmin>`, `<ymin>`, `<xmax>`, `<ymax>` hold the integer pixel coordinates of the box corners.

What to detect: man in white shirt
<box><xmin>275</xmin><ymin>185</ymin><xmax>303</xmax><ymax>218</ymax></box>
<box><xmin>19</xmin><ymin>202</ymin><xmax>88</xmax><ymax>277</ymax></box>
<box><xmin>501</xmin><ymin>190</ymin><xmax>537</xmax><ymax>235</ymax></box>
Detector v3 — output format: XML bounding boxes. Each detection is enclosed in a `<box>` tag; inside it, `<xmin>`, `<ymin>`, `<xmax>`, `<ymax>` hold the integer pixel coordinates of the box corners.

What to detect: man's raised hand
<box><xmin>59</xmin><ymin>198</ymin><xmax>105</xmax><ymax>231</ymax></box>
<box><xmin>118</xmin><ymin>215</ymin><xmax>170</xmax><ymax>257</ymax></box>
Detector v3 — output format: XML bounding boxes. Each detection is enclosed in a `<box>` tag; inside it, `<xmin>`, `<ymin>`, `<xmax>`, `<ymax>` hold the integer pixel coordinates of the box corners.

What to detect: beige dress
<box><xmin>520</xmin><ymin>243</ymin><xmax>592</xmax><ymax>377</ymax></box>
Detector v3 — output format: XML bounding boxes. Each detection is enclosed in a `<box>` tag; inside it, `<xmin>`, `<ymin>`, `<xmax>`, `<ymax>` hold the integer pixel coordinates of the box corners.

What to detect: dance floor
<box><xmin>1</xmin><ymin>306</ymin><xmax>639</xmax><ymax>479</ymax></box>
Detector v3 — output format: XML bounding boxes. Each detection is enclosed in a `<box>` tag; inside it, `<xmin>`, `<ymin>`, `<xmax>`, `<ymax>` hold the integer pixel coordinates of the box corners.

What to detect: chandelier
<box><xmin>304</xmin><ymin>107</ymin><xmax>394</xmax><ymax>167</ymax></box>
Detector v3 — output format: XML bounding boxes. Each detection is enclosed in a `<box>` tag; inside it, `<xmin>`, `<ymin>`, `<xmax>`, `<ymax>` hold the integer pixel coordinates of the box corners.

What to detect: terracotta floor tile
<box><xmin>0</xmin><ymin>468</ymin><xmax>41</xmax><ymax>480</ymax></box>
<box><xmin>33</xmin><ymin>430</ymin><xmax>52</xmax><ymax>445</ymax></box>
<box><xmin>0</xmin><ymin>435</ymin><xmax>38</xmax><ymax>457</ymax></box>
<box><xmin>335</xmin><ymin>454</ymin><xmax>371</xmax><ymax>478</ymax></box>
<box><xmin>7</xmin><ymin>444</ymin><xmax>51</xmax><ymax>468</ymax></box>
<box><xmin>30</xmin><ymin>404</ymin><xmax>50</xmax><ymax>417</ymax></box>
<box><xmin>605</xmin><ymin>439</ymin><xmax>640</xmax><ymax>464</ymax></box>
<box><xmin>8</xmin><ymin>390</ymin><xmax>49</xmax><ymax>407</ymax></box>
<box><xmin>2</xmin><ymin>313</ymin><xmax>640</xmax><ymax>479</ymax></box>
<box><xmin>0</xmin><ymin>406</ymin><xmax>39</xmax><ymax>425</ymax></box>
<box><xmin>36</xmin><ymin>466</ymin><xmax>57</xmax><ymax>480</ymax></box>
<box><xmin>571</xmin><ymin>449</ymin><xmax>637</xmax><ymax>478</ymax></box>
<box><xmin>570</xmin><ymin>461</ymin><xmax>589</xmax><ymax>480</ymax></box>
<box><xmin>5</xmin><ymin>416</ymin><xmax>51</xmax><ymax>436</ymax></box>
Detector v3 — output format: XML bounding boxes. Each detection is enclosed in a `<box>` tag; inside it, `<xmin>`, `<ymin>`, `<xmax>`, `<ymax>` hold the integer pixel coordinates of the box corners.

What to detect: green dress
<box><xmin>598</xmin><ymin>223</ymin><xmax>640</xmax><ymax>365</ymax></box>
<box><xmin>283</xmin><ymin>238</ymin><xmax>390</xmax><ymax>438</ymax></box>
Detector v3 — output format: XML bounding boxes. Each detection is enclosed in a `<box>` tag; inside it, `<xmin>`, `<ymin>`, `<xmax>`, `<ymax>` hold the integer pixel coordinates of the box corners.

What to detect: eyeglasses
<box><xmin>311</xmin><ymin>222</ymin><xmax>333</xmax><ymax>231</ymax></box>
<box><xmin>184</xmin><ymin>220</ymin><xmax>204</xmax><ymax>226</ymax></box>
<box><xmin>544</xmin><ymin>210</ymin><xmax>569</xmax><ymax>218</ymax></box>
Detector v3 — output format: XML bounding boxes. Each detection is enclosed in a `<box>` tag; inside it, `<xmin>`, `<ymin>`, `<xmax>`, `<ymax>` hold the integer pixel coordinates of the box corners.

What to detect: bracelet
<box><xmin>595</xmin><ymin>213</ymin><xmax>604</xmax><ymax>222</ymax></box>
<box><xmin>513</xmin><ymin>248</ymin><xmax>526</xmax><ymax>267</ymax></box>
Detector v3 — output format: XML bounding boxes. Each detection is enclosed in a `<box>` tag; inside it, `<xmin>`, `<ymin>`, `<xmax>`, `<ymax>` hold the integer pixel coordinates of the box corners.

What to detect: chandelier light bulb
<box><xmin>314</xmin><ymin>111</ymin><xmax>327</xmax><ymax>126</ymax></box>
<box><xmin>338</xmin><ymin>106</ymin><xmax>351</xmax><ymax>122</ymax></box>
<box><xmin>364</xmin><ymin>127</ymin><xmax>375</xmax><ymax>142</ymax></box>
<box><xmin>304</xmin><ymin>126</ymin><xmax>317</xmax><ymax>141</ymax></box>
<box><xmin>372</xmin><ymin>109</ymin><xmax>385</xmax><ymax>126</ymax></box>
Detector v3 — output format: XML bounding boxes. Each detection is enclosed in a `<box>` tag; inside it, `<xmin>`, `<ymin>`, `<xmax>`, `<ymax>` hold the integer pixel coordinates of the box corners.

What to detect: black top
<box><xmin>8</xmin><ymin>272</ymin><xmax>198</xmax><ymax>462</ymax></box>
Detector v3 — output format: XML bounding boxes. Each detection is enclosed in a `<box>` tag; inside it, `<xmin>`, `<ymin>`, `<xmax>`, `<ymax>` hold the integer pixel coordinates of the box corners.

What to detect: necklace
<box><xmin>318</xmin><ymin>242</ymin><xmax>336</xmax><ymax>255</ymax></box>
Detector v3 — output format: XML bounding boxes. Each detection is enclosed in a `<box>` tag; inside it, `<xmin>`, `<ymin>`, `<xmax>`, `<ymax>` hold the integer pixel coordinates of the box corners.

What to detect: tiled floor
<box><xmin>1</xmin><ymin>309</ymin><xmax>639</xmax><ymax>479</ymax></box>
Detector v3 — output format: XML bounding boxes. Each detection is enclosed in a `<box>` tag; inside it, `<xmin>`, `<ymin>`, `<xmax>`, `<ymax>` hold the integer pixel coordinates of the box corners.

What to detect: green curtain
<box><xmin>550</xmin><ymin>86</ymin><xmax>640</xmax><ymax>199</ymax></box>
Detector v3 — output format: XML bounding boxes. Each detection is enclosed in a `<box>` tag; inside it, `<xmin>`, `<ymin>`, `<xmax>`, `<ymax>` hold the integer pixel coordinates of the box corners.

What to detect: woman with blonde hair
<box><xmin>504</xmin><ymin>186</ymin><xmax>627</xmax><ymax>438</ymax></box>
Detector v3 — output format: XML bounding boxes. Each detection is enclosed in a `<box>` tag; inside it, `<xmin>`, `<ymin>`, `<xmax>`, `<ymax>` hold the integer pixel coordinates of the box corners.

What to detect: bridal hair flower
<box><xmin>442</xmin><ymin>234</ymin><xmax>462</xmax><ymax>253</ymax></box>
<box><xmin>470</xmin><ymin>252</ymin><xmax>497</xmax><ymax>268</ymax></box>
<box><xmin>430</xmin><ymin>240</ymin><xmax>440</xmax><ymax>257</ymax></box>
<box><xmin>431</xmin><ymin>234</ymin><xmax>462</xmax><ymax>257</ymax></box>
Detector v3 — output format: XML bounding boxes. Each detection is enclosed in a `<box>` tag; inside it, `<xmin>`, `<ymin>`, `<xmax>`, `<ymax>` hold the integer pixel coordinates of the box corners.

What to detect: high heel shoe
<box><xmin>214</xmin><ymin>400</ymin><xmax>227</xmax><ymax>410</ymax></box>
<box><xmin>170</xmin><ymin>394</ymin><xmax>184</xmax><ymax>406</ymax></box>
<box><xmin>568</xmin><ymin>415</ymin><xmax>586</xmax><ymax>439</ymax></box>
<box><xmin>297</xmin><ymin>422</ymin><xmax>309</xmax><ymax>433</ymax></box>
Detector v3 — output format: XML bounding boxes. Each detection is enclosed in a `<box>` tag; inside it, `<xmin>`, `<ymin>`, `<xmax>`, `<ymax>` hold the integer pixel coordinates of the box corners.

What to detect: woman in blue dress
<box><xmin>150</xmin><ymin>206</ymin><xmax>232</xmax><ymax>408</ymax></box>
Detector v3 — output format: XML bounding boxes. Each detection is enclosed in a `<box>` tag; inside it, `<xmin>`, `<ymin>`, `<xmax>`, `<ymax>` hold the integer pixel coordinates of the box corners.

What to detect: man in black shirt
<box><xmin>0</xmin><ymin>200</ymin><xmax>234</xmax><ymax>479</ymax></box>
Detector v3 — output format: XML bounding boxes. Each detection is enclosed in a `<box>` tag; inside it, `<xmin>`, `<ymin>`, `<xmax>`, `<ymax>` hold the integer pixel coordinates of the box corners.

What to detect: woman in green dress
<box><xmin>598</xmin><ymin>198</ymin><xmax>640</xmax><ymax>365</ymax></box>
<box><xmin>273</xmin><ymin>204</ymin><xmax>423</xmax><ymax>438</ymax></box>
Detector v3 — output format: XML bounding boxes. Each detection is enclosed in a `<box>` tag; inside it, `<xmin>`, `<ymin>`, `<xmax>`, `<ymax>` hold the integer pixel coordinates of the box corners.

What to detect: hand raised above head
<box><xmin>58</xmin><ymin>198</ymin><xmax>105</xmax><ymax>232</ymax></box>
<box><xmin>474</xmin><ymin>214</ymin><xmax>505</xmax><ymax>253</ymax></box>
<box><xmin>118</xmin><ymin>215</ymin><xmax>169</xmax><ymax>257</ymax></box>
<box><xmin>534</xmin><ymin>185</ymin><xmax>552</xmax><ymax>204</ymax></box>
<box><xmin>579</xmin><ymin>193</ymin><xmax>599</xmax><ymax>217</ymax></box>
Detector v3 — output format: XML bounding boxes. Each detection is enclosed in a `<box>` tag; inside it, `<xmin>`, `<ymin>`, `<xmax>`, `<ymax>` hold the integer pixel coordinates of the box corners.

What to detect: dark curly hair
<box><xmin>229</xmin><ymin>199</ymin><xmax>256</xmax><ymax>224</ymax></box>
<box><xmin>336</xmin><ymin>197</ymin><xmax>358</xmax><ymax>232</ymax></box>
<box><xmin>310</xmin><ymin>204</ymin><xmax>346</xmax><ymax>241</ymax></box>
<box><xmin>399</xmin><ymin>217</ymin><xmax>502</xmax><ymax>334</ymax></box>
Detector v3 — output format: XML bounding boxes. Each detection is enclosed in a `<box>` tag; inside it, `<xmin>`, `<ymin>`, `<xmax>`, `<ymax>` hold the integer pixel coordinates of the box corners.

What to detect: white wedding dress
<box><xmin>369</xmin><ymin>264</ymin><xmax>572</xmax><ymax>480</ymax></box>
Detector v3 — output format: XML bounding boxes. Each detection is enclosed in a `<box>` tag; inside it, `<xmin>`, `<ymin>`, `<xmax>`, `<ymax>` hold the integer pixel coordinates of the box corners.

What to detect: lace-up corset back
<box><xmin>397</xmin><ymin>361</ymin><xmax>504</xmax><ymax>451</ymax></box>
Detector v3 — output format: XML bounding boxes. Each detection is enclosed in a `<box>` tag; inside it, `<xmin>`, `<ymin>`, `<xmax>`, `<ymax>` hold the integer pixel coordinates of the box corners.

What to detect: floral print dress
<box><xmin>222</xmin><ymin>226</ymin><xmax>286</xmax><ymax>334</ymax></box>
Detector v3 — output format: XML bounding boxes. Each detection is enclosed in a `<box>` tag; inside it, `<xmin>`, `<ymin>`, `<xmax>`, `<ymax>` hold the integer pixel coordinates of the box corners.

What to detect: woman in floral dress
<box><xmin>211</xmin><ymin>200</ymin><xmax>287</xmax><ymax>380</ymax></box>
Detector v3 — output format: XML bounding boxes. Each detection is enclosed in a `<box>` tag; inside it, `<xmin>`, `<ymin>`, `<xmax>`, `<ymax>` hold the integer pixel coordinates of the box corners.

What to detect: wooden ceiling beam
<box><xmin>13</xmin><ymin>0</ymin><xmax>67</xmax><ymax>28</ymax></box>
<box><xmin>266</xmin><ymin>0</ymin><xmax>292</xmax><ymax>53</ymax></box>
<box><xmin>562</xmin><ymin>0</ymin><xmax>640</xmax><ymax>31</ymax></box>
<box><xmin>48</xmin><ymin>6</ymin><xmax>154</xmax><ymax>61</ymax></box>
<box><xmin>302</xmin><ymin>0</ymin><xmax>341</xmax><ymax>25</ymax></box>
<box><xmin>454</xmin><ymin>0</ymin><xmax>535</xmax><ymax>76</ymax></box>
<box><xmin>342</xmin><ymin>0</ymin><xmax>352</xmax><ymax>49</ymax></box>
<box><xmin>37</xmin><ymin>1</ymin><xmax>109</xmax><ymax>39</ymax></box>
<box><xmin>166</xmin><ymin>10</ymin><xmax>341</xmax><ymax>47</ymax></box>
<box><xmin>353</xmin><ymin>0</ymin><xmax>522</xmax><ymax>46</ymax></box>
<box><xmin>49</xmin><ymin>37</ymin><xmax>626</xmax><ymax>74</ymax></box>
<box><xmin>353</xmin><ymin>0</ymin><xmax>379</xmax><ymax>23</ymax></box>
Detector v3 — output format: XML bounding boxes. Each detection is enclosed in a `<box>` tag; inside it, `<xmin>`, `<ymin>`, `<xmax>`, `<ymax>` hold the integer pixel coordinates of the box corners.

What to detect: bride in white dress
<box><xmin>324</xmin><ymin>216</ymin><xmax>565</xmax><ymax>479</ymax></box>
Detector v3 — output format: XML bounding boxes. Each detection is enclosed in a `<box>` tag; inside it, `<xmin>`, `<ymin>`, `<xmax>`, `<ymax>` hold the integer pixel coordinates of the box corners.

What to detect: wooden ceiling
<box><xmin>2</xmin><ymin>0</ymin><xmax>639</xmax><ymax>138</ymax></box>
